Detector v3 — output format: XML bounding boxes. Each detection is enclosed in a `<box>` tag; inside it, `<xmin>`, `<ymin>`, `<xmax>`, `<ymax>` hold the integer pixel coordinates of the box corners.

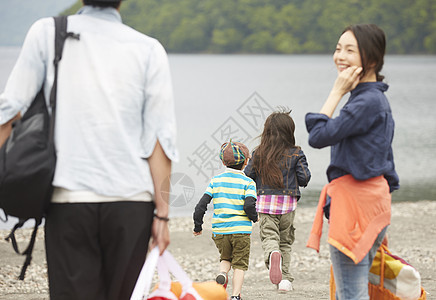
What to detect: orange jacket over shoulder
<box><xmin>307</xmin><ymin>174</ymin><xmax>391</xmax><ymax>264</ymax></box>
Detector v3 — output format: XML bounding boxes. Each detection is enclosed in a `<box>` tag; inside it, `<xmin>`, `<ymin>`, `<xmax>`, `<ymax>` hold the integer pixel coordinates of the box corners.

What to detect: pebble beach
<box><xmin>1</xmin><ymin>200</ymin><xmax>435</xmax><ymax>299</ymax></box>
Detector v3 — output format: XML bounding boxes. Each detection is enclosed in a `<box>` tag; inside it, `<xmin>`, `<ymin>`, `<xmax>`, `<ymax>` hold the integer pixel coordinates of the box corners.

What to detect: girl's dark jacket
<box><xmin>244</xmin><ymin>147</ymin><xmax>311</xmax><ymax>200</ymax></box>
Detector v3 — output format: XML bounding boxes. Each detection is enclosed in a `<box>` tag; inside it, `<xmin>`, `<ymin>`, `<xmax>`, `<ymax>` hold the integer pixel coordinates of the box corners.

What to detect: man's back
<box><xmin>12</xmin><ymin>6</ymin><xmax>178</xmax><ymax>198</ymax></box>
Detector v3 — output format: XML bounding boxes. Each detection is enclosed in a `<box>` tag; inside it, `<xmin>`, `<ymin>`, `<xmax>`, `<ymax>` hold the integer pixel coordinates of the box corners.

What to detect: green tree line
<box><xmin>64</xmin><ymin>0</ymin><xmax>436</xmax><ymax>54</ymax></box>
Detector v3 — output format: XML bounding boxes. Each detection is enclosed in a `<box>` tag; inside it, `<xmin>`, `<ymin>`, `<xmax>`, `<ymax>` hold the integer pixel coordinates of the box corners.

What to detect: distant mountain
<box><xmin>67</xmin><ymin>0</ymin><xmax>436</xmax><ymax>54</ymax></box>
<box><xmin>0</xmin><ymin>0</ymin><xmax>76</xmax><ymax>46</ymax></box>
<box><xmin>4</xmin><ymin>0</ymin><xmax>436</xmax><ymax>54</ymax></box>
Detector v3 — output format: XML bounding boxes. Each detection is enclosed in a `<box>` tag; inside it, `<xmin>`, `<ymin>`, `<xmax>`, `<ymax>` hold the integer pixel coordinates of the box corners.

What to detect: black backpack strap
<box><xmin>19</xmin><ymin>220</ymin><xmax>41</xmax><ymax>280</ymax></box>
<box><xmin>4</xmin><ymin>219</ymin><xmax>27</xmax><ymax>253</ymax></box>
<box><xmin>4</xmin><ymin>218</ymin><xmax>42</xmax><ymax>280</ymax></box>
<box><xmin>49</xmin><ymin>15</ymin><xmax>80</xmax><ymax>142</ymax></box>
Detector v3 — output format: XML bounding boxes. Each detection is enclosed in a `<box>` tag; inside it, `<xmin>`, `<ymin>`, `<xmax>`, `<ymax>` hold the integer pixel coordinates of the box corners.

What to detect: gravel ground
<box><xmin>1</xmin><ymin>200</ymin><xmax>435</xmax><ymax>299</ymax></box>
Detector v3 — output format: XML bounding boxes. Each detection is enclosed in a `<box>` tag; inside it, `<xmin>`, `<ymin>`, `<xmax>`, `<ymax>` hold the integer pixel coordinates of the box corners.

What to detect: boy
<box><xmin>193</xmin><ymin>140</ymin><xmax>258</xmax><ymax>300</ymax></box>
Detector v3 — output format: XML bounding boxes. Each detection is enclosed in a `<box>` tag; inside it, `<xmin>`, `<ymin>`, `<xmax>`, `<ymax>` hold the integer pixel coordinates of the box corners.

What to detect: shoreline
<box><xmin>1</xmin><ymin>200</ymin><xmax>435</xmax><ymax>299</ymax></box>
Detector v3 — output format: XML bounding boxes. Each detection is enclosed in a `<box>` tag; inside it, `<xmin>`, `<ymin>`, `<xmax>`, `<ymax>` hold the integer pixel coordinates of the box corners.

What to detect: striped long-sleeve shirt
<box><xmin>193</xmin><ymin>168</ymin><xmax>257</xmax><ymax>234</ymax></box>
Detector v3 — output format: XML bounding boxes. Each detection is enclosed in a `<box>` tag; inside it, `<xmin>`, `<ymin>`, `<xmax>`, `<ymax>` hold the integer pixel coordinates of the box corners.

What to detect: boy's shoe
<box><xmin>278</xmin><ymin>279</ymin><xmax>293</xmax><ymax>292</ymax></box>
<box><xmin>269</xmin><ymin>250</ymin><xmax>282</xmax><ymax>284</ymax></box>
<box><xmin>230</xmin><ymin>295</ymin><xmax>241</xmax><ymax>300</ymax></box>
<box><xmin>215</xmin><ymin>272</ymin><xmax>228</xmax><ymax>289</ymax></box>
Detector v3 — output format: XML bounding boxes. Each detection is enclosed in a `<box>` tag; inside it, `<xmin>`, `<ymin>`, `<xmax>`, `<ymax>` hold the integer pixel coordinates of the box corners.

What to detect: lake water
<box><xmin>1</xmin><ymin>47</ymin><xmax>435</xmax><ymax>222</ymax></box>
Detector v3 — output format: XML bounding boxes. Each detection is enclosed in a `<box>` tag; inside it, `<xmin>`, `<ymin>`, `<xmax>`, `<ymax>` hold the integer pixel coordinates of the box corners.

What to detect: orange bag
<box><xmin>330</xmin><ymin>245</ymin><xmax>427</xmax><ymax>300</ymax></box>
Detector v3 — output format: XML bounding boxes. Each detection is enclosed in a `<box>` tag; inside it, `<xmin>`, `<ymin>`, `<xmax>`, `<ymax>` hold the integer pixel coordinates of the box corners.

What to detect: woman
<box><xmin>305</xmin><ymin>24</ymin><xmax>399</xmax><ymax>299</ymax></box>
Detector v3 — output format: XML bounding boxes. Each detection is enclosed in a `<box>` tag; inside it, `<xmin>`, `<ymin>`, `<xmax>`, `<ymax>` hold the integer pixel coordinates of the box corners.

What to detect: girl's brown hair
<box><xmin>252</xmin><ymin>108</ymin><xmax>297</xmax><ymax>188</ymax></box>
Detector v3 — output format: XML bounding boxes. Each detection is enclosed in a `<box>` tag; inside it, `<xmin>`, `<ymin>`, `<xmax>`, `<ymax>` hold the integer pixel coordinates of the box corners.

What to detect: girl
<box><xmin>245</xmin><ymin>109</ymin><xmax>311</xmax><ymax>292</ymax></box>
<box><xmin>306</xmin><ymin>24</ymin><xmax>399</xmax><ymax>299</ymax></box>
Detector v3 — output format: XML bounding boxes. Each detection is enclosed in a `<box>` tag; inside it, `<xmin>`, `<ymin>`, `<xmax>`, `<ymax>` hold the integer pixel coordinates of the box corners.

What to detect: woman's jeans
<box><xmin>329</xmin><ymin>226</ymin><xmax>387</xmax><ymax>300</ymax></box>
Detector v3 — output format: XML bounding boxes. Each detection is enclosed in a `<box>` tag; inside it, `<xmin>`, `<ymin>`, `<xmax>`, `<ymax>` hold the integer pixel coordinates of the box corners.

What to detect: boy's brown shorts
<box><xmin>212</xmin><ymin>233</ymin><xmax>251</xmax><ymax>271</ymax></box>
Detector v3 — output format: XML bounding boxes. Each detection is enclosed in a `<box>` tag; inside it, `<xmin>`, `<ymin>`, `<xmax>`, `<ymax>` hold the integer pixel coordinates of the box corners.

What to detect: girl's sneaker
<box><xmin>215</xmin><ymin>272</ymin><xmax>228</xmax><ymax>289</ymax></box>
<box><xmin>278</xmin><ymin>279</ymin><xmax>293</xmax><ymax>292</ymax></box>
<box><xmin>269</xmin><ymin>251</ymin><xmax>282</xmax><ymax>284</ymax></box>
<box><xmin>230</xmin><ymin>295</ymin><xmax>241</xmax><ymax>300</ymax></box>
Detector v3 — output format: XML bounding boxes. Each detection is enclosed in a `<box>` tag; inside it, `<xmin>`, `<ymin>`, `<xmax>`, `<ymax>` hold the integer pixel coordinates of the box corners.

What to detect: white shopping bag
<box><xmin>131</xmin><ymin>247</ymin><xmax>222</xmax><ymax>300</ymax></box>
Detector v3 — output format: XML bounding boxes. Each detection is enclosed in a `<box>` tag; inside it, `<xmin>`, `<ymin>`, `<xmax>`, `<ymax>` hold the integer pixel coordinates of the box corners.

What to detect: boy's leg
<box><xmin>259</xmin><ymin>213</ymin><xmax>280</xmax><ymax>267</ymax></box>
<box><xmin>216</xmin><ymin>260</ymin><xmax>231</xmax><ymax>288</ymax></box>
<box><xmin>212</xmin><ymin>234</ymin><xmax>232</xmax><ymax>288</ymax></box>
<box><xmin>279</xmin><ymin>211</ymin><xmax>296</xmax><ymax>282</ymax></box>
<box><xmin>219</xmin><ymin>260</ymin><xmax>231</xmax><ymax>273</ymax></box>
<box><xmin>229</xmin><ymin>234</ymin><xmax>250</xmax><ymax>297</ymax></box>
<box><xmin>232</xmin><ymin>269</ymin><xmax>245</xmax><ymax>297</ymax></box>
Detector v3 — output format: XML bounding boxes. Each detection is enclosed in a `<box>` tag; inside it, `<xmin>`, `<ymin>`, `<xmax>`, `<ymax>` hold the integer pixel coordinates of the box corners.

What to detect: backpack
<box><xmin>0</xmin><ymin>15</ymin><xmax>79</xmax><ymax>280</ymax></box>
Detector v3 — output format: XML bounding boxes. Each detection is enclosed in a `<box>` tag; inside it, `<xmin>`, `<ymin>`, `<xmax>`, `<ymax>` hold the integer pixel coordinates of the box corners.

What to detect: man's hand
<box><xmin>193</xmin><ymin>230</ymin><xmax>202</xmax><ymax>236</ymax></box>
<box><xmin>150</xmin><ymin>218</ymin><xmax>170</xmax><ymax>254</ymax></box>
